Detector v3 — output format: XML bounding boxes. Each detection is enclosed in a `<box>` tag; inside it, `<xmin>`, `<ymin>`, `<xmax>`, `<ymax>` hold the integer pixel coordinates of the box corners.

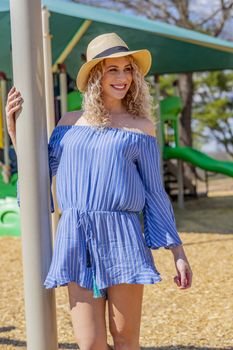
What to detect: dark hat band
<box><xmin>93</xmin><ymin>46</ymin><xmax>129</xmax><ymax>59</ymax></box>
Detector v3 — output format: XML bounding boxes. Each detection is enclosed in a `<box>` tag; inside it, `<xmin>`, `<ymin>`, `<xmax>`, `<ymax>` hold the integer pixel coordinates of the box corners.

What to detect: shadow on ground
<box><xmin>0</xmin><ymin>336</ymin><xmax>232</xmax><ymax>350</ymax></box>
<box><xmin>173</xmin><ymin>195</ymin><xmax>233</xmax><ymax>234</ymax></box>
<box><xmin>0</xmin><ymin>338</ymin><xmax>78</xmax><ymax>348</ymax></box>
<box><xmin>0</xmin><ymin>337</ymin><xmax>232</xmax><ymax>350</ymax></box>
<box><xmin>1</xmin><ymin>325</ymin><xmax>233</xmax><ymax>350</ymax></box>
<box><xmin>141</xmin><ymin>348</ymin><xmax>233</xmax><ymax>350</ymax></box>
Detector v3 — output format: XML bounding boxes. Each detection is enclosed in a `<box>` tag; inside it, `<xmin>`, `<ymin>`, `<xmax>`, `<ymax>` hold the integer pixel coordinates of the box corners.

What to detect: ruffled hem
<box><xmin>43</xmin><ymin>272</ymin><xmax>162</xmax><ymax>290</ymax></box>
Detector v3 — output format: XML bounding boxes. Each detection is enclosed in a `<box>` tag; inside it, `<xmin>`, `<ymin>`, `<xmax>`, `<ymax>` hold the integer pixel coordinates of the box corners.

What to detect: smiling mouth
<box><xmin>111</xmin><ymin>84</ymin><xmax>127</xmax><ymax>90</ymax></box>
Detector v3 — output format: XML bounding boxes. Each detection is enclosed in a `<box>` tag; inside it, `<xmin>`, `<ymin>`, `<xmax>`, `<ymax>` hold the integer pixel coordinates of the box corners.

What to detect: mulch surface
<box><xmin>1</xmin><ymin>177</ymin><xmax>233</xmax><ymax>350</ymax></box>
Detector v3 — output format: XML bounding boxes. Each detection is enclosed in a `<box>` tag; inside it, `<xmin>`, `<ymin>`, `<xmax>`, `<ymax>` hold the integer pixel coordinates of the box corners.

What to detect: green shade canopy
<box><xmin>1</xmin><ymin>0</ymin><xmax>233</xmax><ymax>82</ymax></box>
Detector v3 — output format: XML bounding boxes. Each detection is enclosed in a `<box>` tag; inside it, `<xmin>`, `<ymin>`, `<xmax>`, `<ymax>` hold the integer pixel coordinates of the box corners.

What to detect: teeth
<box><xmin>112</xmin><ymin>85</ymin><xmax>126</xmax><ymax>90</ymax></box>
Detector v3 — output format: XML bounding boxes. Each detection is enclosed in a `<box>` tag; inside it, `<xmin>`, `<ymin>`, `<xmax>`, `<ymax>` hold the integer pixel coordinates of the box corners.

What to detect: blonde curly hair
<box><xmin>81</xmin><ymin>55</ymin><xmax>155</xmax><ymax>128</ymax></box>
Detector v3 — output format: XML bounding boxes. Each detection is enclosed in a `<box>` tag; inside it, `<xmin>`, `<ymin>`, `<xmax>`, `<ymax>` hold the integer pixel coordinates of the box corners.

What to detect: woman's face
<box><xmin>101</xmin><ymin>56</ymin><xmax>133</xmax><ymax>101</ymax></box>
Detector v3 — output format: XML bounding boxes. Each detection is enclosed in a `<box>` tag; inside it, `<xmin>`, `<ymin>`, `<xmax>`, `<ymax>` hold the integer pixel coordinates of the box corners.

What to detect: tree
<box><xmin>74</xmin><ymin>0</ymin><xmax>233</xmax><ymax>148</ymax></box>
<box><xmin>193</xmin><ymin>71</ymin><xmax>233</xmax><ymax>158</ymax></box>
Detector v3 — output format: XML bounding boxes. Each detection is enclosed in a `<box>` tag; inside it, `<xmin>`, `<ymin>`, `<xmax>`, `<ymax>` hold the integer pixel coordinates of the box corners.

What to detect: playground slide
<box><xmin>163</xmin><ymin>146</ymin><xmax>233</xmax><ymax>178</ymax></box>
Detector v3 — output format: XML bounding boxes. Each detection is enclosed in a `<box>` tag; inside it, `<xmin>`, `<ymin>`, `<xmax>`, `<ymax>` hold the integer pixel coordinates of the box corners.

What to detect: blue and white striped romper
<box><xmin>18</xmin><ymin>124</ymin><xmax>183</xmax><ymax>298</ymax></box>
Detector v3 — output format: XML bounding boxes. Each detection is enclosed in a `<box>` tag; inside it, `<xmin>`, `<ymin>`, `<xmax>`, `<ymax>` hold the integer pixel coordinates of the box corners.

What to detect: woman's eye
<box><xmin>107</xmin><ymin>67</ymin><xmax>132</xmax><ymax>73</ymax></box>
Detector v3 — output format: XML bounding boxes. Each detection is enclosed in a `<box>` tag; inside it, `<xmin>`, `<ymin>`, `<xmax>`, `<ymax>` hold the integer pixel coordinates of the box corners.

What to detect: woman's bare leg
<box><xmin>67</xmin><ymin>282</ymin><xmax>109</xmax><ymax>350</ymax></box>
<box><xmin>107</xmin><ymin>283</ymin><xmax>144</xmax><ymax>350</ymax></box>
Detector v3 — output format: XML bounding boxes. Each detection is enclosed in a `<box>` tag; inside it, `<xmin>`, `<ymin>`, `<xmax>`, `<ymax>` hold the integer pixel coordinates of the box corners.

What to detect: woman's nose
<box><xmin>116</xmin><ymin>70</ymin><xmax>127</xmax><ymax>81</ymax></box>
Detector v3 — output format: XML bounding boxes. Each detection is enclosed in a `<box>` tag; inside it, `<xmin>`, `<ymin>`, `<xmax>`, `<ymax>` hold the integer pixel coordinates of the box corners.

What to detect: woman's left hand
<box><xmin>173</xmin><ymin>254</ymin><xmax>193</xmax><ymax>289</ymax></box>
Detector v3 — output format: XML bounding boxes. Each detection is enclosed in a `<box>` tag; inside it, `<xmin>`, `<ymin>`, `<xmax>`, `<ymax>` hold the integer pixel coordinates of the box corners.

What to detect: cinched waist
<box><xmin>62</xmin><ymin>208</ymin><xmax>140</xmax><ymax>214</ymax></box>
<box><xmin>61</xmin><ymin>207</ymin><xmax>140</xmax><ymax>243</ymax></box>
<box><xmin>61</xmin><ymin>208</ymin><xmax>140</xmax><ymax>237</ymax></box>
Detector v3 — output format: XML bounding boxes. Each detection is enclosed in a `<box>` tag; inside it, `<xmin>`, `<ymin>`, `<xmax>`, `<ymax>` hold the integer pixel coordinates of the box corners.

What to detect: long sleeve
<box><xmin>16</xmin><ymin>128</ymin><xmax>61</xmax><ymax>213</ymax></box>
<box><xmin>48</xmin><ymin>143</ymin><xmax>56</xmax><ymax>213</ymax></box>
<box><xmin>44</xmin><ymin>128</ymin><xmax>63</xmax><ymax>213</ymax></box>
<box><xmin>136</xmin><ymin>135</ymin><xmax>183</xmax><ymax>250</ymax></box>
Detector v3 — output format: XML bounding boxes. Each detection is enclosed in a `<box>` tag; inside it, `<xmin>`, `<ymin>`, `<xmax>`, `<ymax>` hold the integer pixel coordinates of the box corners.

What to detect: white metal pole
<box><xmin>9</xmin><ymin>1</ymin><xmax>58</xmax><ymax>349</ymax></box>
<box><xmin>42</xmin><ymin>6</ymin><xmax>59</xmax><ymax>238</ymax></box>
<box><xmin>42</xmin><ymin>6</ymin><xmax>55</xmax><ymax>137</ymax></box>
<box><xmin>154</xmin><ymin>74</ymin><xmax>164</xmax><ymax>184</ymax></box>
<box><xmin>59</xmin><ymin>66</ymin><xmax>68</xmax><ymax>116</ymax></box>
<box><xmin>177</xmin><ymin>160</ymin><xmax>184</xmax><ymax>208</ymax></box>
<box><xmin>0</xmin><ymin>75</ymin><xmax>10</xmax><ymax>183</ymax></box>
<box><xmin>174</xmin><ymin>79</ymin><xmax>184</xmax><ymax>208</ymax></box>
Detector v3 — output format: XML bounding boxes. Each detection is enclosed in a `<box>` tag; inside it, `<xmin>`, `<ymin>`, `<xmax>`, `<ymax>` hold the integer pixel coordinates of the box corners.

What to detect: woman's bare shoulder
<box><xmin>136</xmin><ymin>116</ymin><xmax>156</xmax><ymax>137</ymax></box>
<box><xmin>57</xmin><ymin>110</ymin><xmax>84</xmax><ymax>126</ymax></box>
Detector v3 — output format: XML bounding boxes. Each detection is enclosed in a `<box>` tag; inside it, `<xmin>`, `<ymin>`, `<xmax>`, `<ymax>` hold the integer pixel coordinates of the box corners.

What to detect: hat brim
<box><xmin>76</xmin><ymin>49</ymin><xmax>152</xmax><ymax>92</ymax></box>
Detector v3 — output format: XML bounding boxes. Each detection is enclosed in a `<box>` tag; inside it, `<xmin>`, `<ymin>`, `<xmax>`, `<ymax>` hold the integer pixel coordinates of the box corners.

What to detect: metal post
<box><xmin>41</xmin><ymin>6</ymin><xmax>55</xmax><ymax>137</ymax></box>
<box><xmin>59</xmin><ymin>64</ymin><xmax>68</xmax><ymax>116</ymax></box>
<box><xmin>42</xmin><ymin>6</ymin><xmax>59</xmax><ymax>239</ymax></box>
<box><xmin>174</xmin><ymin>77</ymin><xmax>184</xmax><ymax>208</ymax></box>
<box><xmin>0</xmin><ymin>73</ymin><xmax>10</xmax><ymax>183</ymax></box>
<box><xmin>154</xmin><ymin>74</ymin><xmax>164</xmax><ymax>184</ymax></box>
<box><xmin>9</xmin><ymin>1</ymin><xmax>58</xmax><ymax>349</ymax></box>
<box><xmin>177</xmin><ymin>160</ymin><xmax>184</xmax><ymax>208</ymax></box>
<box><xmin>205</xmin><ymin>170</ymin><xmax>209</xmax><ymax>196</ymax></box>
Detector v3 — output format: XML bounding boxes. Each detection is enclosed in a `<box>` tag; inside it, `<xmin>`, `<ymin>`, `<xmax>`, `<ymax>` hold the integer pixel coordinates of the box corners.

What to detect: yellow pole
<box><xmin>0</xmin><ymin>74</ymin><xmax>11</xmax><ymax>183</ymax></box>
<box><xmin>0</xmin><ymin>85</ymin><xmax>3</xmax><ymax>149</ymax></box>
<box><xmin>42</xmin><ymin>6</ymin><xmax>60</xmax><ymax>240</ymax></box>
<box><xmin>52</xmin><ymin>19</ymin><xmax>92</xmax><ymax>72</ymax></box>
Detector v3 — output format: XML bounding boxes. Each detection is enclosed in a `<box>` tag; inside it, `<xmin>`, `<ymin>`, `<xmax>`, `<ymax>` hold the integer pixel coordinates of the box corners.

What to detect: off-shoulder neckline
<box><xmin>55</xmin><ymin>124</ymin><xmax>156</xmax><ymax>140</ymax></box>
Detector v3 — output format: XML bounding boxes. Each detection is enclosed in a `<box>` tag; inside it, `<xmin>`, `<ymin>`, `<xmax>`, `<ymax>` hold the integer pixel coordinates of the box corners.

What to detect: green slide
<box><xmin>160</xmin><ymin>96</ymin><xmax>233</xmax><ymax>179</ymax></box>
<box><xmin>163</xmin><ymin>146</ymin><xmax>233</xmax><ymax>178</ymax></box>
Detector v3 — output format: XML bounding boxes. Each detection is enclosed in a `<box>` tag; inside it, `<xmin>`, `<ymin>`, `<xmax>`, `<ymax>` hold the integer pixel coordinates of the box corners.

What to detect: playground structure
<box><xmin>160</xmin><ymin>96</ymin><xmax>233</xmax><ymax>206</ymax></box>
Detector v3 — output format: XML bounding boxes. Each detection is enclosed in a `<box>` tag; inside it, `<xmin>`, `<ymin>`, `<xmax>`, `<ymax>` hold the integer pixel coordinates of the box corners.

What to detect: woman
<box><xmin>6</xmin><ymin>33</ymin><xmax>192</xmax><ymax>350</ymax></box>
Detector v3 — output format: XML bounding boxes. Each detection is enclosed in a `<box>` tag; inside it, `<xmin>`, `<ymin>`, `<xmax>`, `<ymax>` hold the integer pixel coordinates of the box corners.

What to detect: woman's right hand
<box><xmin>5</xmin><ymin>86</ymin><xmax>24</xmax><ymax>137</ymax></box>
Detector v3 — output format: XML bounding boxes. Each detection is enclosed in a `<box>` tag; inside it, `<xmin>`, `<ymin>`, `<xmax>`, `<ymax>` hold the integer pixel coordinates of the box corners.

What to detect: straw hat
<box><xmin>76</xmin><ymin>32</ymin><xmax>152</xmax><ymax>92</ymax></box>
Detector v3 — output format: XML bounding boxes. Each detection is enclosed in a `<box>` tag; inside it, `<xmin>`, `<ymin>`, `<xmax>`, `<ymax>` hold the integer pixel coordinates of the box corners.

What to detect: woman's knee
<box><xmin>109</xmin><ymin>325</ymin><xmax>139</xmax><ymax>350</ymax></box>
<box><xmin>110</xmin><ymin>327</ymin><xmax>140</xmax><ymax>350</ymax></box>
<box><xmin>77</xmin><ymin>337</ymin><xmax>108</xmax><ymax>350</ymax></box>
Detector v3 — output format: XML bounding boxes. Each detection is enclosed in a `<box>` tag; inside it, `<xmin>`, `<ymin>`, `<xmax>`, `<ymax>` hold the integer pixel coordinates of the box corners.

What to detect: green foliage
<box><xmin>193</xmin><ymin>71</ymin><xmax>233</xmax><ymax>157</ymax></box>
<box><xmin>154</xmin><ymin>71</ymin><xmax>233</xmax><ymax>157</ymax></box>
<box><xmin>158</xmin><ymin>74</ymin><xmax>177</xmax><ymax>97</ymax></box>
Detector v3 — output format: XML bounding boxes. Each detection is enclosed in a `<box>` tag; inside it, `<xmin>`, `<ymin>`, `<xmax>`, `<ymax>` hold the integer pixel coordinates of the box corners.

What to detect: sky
<box><xmin>75</xmin><ymin>0</ymin><xmax>233</xmax><ymax>41</ymax></box>
<box><xmin>190</xmin><ymin>0</ymin><xmax>233</xmax><ymax>40</ymax></box>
